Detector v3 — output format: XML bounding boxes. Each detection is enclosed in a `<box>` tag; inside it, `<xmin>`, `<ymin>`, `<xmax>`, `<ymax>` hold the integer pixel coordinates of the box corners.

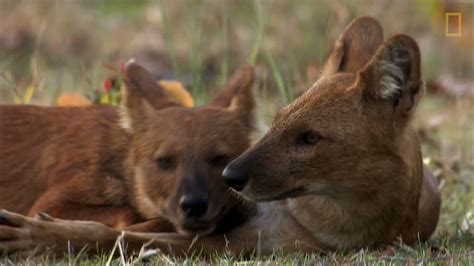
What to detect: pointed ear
<box><xmin>360</xmin><ymin>34</ymin><xmax>423</xmax><ymax>117</ymax></box>
<box><xmin>121</xmin><ymin>61</ymin><xmax>180</xmax><ymax>131</ymax></box>
<box><xmin>209</xmin><ymin>66</ymin><xmax>255</xmax><ymax>108</ymax></box>
<box><xmin>209</xmin><ymin>66</ymin><xmax>266</xmax><ymax>139</ymax></box>
<box><xmin>321</xmin><ymin>16</ymin><xmax>383</xmax><ymax>77</ymax></box>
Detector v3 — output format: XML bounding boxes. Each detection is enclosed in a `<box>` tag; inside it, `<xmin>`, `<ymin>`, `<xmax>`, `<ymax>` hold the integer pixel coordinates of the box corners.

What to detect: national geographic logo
<box><xmin>445</xmin><ymin>12</ymin><xmax>462</xmax><ymax>37</ymax></box>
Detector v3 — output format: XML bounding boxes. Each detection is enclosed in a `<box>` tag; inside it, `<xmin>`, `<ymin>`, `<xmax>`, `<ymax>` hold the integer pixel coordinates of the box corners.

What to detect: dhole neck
<box><xmin>287</xmin><ymin>148</ymin><xmax>422</xmax><ymax>250</ymax></box>
<box><xmin>101</xmin><ymin>114</ymin><xmax>132</xmax><ymax>180</ymax></box>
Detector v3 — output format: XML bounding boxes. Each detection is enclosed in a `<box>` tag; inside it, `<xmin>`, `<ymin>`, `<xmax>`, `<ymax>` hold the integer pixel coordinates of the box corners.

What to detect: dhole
<box><xmin>0</xmin><ymin>62</ymin><xmax>262</xmax><ymax>237</ymax></box>
<box><xmin>0</xmin><ymin>17</ymin><xmax>441</xmax><ymax>256</ymax></box>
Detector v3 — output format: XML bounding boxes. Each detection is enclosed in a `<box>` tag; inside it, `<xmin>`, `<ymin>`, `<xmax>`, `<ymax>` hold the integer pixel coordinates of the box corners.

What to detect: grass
<box><xmin>1</xmin><ymin>0</ymin><xmax>473</xmax><ymax>264</ymax></box>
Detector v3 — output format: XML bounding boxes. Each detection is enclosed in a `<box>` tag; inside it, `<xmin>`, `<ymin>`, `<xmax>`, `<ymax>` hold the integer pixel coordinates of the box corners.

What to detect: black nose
<box><xmin>223</xmin><ymin>166</ymin><xmax>248</xmax><ymax>191</ymax></box>
<box><xmin>179</xmin><ymin>194</ymin><xmax>208</xmax><ymax>218</ymax></box>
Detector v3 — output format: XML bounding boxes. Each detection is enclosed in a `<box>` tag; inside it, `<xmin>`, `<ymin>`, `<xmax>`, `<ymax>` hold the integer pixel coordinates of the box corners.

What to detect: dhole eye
<box><xmin>156</xmin><ymin>157</ymin><xmax>173</xmax><ymax>170</ymax></box>
<box><xmin>298</xmin><ymin>131</ymin><xmax>321</xmax><ymax>145</ymax></box>
<box><xmin>209</xmin><ymin>155</ymin><xmax>230</xmax><ymax>167</ymax></box>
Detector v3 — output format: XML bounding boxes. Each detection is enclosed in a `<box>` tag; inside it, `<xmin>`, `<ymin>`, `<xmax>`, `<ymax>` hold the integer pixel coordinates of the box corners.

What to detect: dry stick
<box><xmin>117</xmin><ymin>232</ymin><xmax>127</xmax><ymax>265</ymax></box>
<box><xmin>67</xmin><ymin>241</ymin><xmax>72</xmax><ymax>266</ymax></box>
<box><xmin>256</xmin><ymin>230</ymin><xmax>262</xmax><ymax>262</ymax></box>
<box><xmin>224</xmin><ymin>234</ymin><xmax>230</xmax><ymax>256</ymax></box>
<box><xmin>72</xmin><ymin>245</ymin><xmax>89</xmax><ymax>265</ymax></box>
<box><xmin>132</xmin><ymin>235</ymin><xmax>173</xmax><ymax>264</ymax></box>
<box><xmin>106</xmin><ymin>231</ymin><xmax>126</xmax><ymax>266</ymax></box>
<box><xmin>188</xmin><ymin>234</ymin><xmax>200</xmax><ymax>254</ymax></box>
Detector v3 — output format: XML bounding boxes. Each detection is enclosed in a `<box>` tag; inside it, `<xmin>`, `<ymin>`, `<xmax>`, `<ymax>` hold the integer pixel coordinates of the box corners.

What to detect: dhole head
<box><xmin>224</xmin><ymin>17</ymin><xmax>424</xmax><ymax>202</ymax></box>
<box><xmin>122</xmin><ymin>61</ymin><xmax>263</xmax><ymax>235</ymax></box>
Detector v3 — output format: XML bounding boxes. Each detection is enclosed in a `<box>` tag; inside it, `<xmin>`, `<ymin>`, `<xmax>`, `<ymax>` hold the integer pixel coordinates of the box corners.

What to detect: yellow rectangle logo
<box><xmin>445</xmin><ymin>12</ymin><xmax>462</xmax><ymax>37</ymax></box>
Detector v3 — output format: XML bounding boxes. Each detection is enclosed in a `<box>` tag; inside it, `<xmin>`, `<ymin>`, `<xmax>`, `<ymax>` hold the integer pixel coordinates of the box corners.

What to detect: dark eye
<box><xmin>209</xmin><ymin>155</ymin><xmax>231</xmax><ymax>167</ymax></box>
<box><xmin>156</xmin><ymin>157</ymin><xmax>173</xmax><ymax>170</ymax></box>
<box><xmin>297</xmin><ymin>131</ymin><xmax>321</xmax><ymax>145</ymax></box>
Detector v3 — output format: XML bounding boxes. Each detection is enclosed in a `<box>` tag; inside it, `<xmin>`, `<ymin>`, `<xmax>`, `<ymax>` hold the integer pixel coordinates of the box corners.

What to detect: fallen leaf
<box><xmin>159</xmin><ymin>80</ymin><xmax>194</xmax><ymax>107</ymax></box>
<box><xmin>57</xmin><ymin>92</ymin><xmax>92</xmax><ymax>106</ymax></box>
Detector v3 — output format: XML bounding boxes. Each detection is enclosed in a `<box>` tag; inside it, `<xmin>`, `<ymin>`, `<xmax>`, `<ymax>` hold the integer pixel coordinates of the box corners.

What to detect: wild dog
<box><xmin>0</xmin><ymin>17</ymin><xmax>441</xmax><ymax>256</ymax></box>
<box><xmin>219</xmin><ymin>16</ymin><xmax>442</xmax><ymax>251</ymax></box>
<box><xmin>0</xmin><ymin>62</ymin><xmax>262</xmax><ymax>237</ymax></box>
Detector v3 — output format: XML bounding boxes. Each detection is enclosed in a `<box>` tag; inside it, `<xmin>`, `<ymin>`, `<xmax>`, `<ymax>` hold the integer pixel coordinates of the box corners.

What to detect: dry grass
<box><xmin>0</xmin><ymin>0</ymin><xmax>473</xmax><ymax>264</ymax></box>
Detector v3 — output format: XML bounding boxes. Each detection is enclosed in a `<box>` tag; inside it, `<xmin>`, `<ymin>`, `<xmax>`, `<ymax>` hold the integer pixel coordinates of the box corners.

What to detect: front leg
<box><xmin>124</xmin><ymin>218</ymin><xmax>175</xmax><ymax>233</ymax></box>
<box><xmin>0</xmin><ymin>210</ymin><xmax>256</xmax><ymax>257</ymax></box>
<box><xmin>138</xmin><ymin>224</ymin><xmax>320</xmax><ymax>257</ymax></box>
<box><xmin>0</xmin><ymin>210</ymin><xmax>317</xmax><ymax>257</ymax></box>
<box><xmin>0</xmin><ymin>210</ymin><xmax>203</xmax><ymax>256</ymax></box>
<box><xmin>127</xmin><ymin>231</ymin><xmax>256</xmax><ymax>256</ymax></box>
<box><xmin>0</xmin><ymin>210</ymin><xmax>121</xmax><ymax>255</ymax></box>
<box><xmin>417</xmin><ymin>164</ymin><xmax>441</xmax><ymax>240</ymax></box>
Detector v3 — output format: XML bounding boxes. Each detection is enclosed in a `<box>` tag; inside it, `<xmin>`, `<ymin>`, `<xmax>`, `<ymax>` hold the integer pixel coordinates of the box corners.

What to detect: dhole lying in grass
<box><xmin>0</xmin><ymin>17</ymin><xmax>441</xmax><ymax>256</ymax></box>
<box><xmin>0</xmin><ymin>62</ymin><xmax>263</xmax><ymax>238</ymax></box>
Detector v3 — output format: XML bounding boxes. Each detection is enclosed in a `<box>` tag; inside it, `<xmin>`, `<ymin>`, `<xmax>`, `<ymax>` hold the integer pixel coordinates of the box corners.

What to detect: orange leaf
<box><xmin>158</xmin><ymin>80</ymin><xmax>194</xmax><ymax>108</ymax></box>
<box><xmin>57</xmin><ymin>92</ymin><xmax>92</xmax><ymax>107</ymax></box>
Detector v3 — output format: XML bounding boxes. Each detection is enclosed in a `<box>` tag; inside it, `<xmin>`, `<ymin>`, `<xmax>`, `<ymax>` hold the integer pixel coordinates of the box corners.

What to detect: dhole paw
<box><xmin>0</xmin><ymin>209</ymin><xmax>35</xmax><ymax>227</ymax></box>
<box><xmin>0</xmin><ymin>210</ymin><xmax>38</xmax><ymax>253</ymax></box>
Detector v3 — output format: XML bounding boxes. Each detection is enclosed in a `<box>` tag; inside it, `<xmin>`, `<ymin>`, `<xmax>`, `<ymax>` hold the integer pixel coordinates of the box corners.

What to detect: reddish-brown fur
<box><xmin>0</xmin><ymin>105</ymin><xmax>138</xmax><ymax>227</ymax></box>
<box><xmin>0</xmin><ymin>62</ymin><xmax>261</xmax><ymax>236</ymax></box>
<box><xmin>0</xmin><ymin>17</ymin><xmax>441</xmax><ymax>256</ymax></box>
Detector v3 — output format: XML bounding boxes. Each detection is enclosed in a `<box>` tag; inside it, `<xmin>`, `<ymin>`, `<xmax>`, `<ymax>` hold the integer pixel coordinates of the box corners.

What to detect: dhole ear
<box><xmin>209</xmin><ymin>66</ymin><xmax>266</xmax><ymax>139</ymax></box>
<box><xmin>121</xmin><ymin>61</ymin><xmax>180</xmax><ymax>131</ymax></box>
<box><xmin>209</xmin><ymin>66</ymin><xmax>255</xmax><ymax>109</ymax></box>
<box><xmin>360</xmin><ymin>34</ymin><xmax>423</xmax><ymax>116</ymax></box>
<box><xmin>321</xmin><ymin>16</ymin><xmax>383</xmax><ymax>77</ymax></box>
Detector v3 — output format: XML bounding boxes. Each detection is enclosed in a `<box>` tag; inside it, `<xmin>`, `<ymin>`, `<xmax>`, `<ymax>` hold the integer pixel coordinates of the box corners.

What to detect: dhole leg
<box><xmin>0</xmin><ymin>210</ymin><xmax>120</xmax><ymax>255</ymax></box>
<box><xmin>130</xmin><ymin>229</ymin><xmax>319</xmax><ymax>256</ymax></box>
<box><xmin>0</xmin><ymin>210</ymin><xmax>197</xmax><ymax>256</ymax></box>
<box><xmin>28</xmin><ymin>190</ymin><xmax>140</xmax><ymax>229</ymax></box>
<box><xmin>417</xmin><ymin>164</ymin><xmax>441</xmax><ymax>240</ymax></box>
<box><xmin>124</xmin><ymin>232</ymin><xmax>238</xmax><ymax>256</ymax></box>
<box><xmin>0</xmin><ymin>210</ymin><xmax>316</xmax><ymax>257</ymax></box>
<box><xmin>124</xmin><ymin>218</ymin><xmax>175</xmax><ymax>232</ymax></box>
<box><xmin>0</xmin><ymin>210</ymin><xmax>253</xmax><ymax>256</ymax></box>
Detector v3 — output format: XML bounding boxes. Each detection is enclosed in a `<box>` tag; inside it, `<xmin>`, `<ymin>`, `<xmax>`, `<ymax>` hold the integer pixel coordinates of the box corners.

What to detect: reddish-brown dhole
<box><xmin>0</xmin><ymin>62</ymin><xmax>263</xmax><ymax>236</ymax></box>
<box><xmin>0</xmin><ymin>17</ymin><xmax>441</xmax><ymax>256</ymax></box>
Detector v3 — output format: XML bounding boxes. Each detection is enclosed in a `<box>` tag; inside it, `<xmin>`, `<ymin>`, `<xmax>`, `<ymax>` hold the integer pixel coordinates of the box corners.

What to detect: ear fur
<box><xmin>209</xmin><ymin>66</ymin><xmax>255</xmax><ymax>108</ymax></box>
<box><xmin>360</xmin><ymin>34</ymin><xmax>423</xmax><ymax>116</ymax></box>
<box><xmin>209</xmin><ymin>66</ymin><xmax>267</xmax><ymax>142</ymax></box>
<box><xmin>121</xmin><ymin>61</ymin><xmax>181</xmax><ymax>131</ymax></box>
<box><xmin>321</xmin><ymin>16</ymin><xmax>384</xmax><ymax>77</ymax></box>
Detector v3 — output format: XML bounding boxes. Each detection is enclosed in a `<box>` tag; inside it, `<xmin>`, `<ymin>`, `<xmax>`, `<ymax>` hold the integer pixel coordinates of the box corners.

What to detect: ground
<box><xmin>0</xmin><ymin>0</ymin><xmax>472</xmax><ymax>264</ymax></box>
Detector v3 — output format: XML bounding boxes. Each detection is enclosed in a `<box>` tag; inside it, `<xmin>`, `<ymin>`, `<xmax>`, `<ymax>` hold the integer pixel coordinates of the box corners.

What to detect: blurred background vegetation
<box><xmin>0</xmin><ymin>0</ymin><xmax>473</xmax><ymax>263</ymax></box>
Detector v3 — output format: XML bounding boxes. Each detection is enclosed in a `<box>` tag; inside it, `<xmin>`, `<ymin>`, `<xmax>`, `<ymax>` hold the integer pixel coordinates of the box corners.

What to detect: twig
<box><xmin>106</xmin><ymin>231</ymin><xmax>126</xmax><ymax>266</ymax></box>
